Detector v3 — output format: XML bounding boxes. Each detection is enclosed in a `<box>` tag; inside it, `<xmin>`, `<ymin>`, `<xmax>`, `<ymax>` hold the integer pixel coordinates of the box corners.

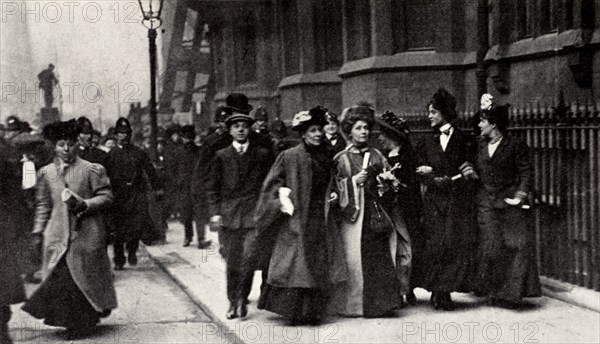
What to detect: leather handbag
<box><xmin>369</xmin><ymin>200</ymin><xmax>394</xmax><ymax>233</ymax></box>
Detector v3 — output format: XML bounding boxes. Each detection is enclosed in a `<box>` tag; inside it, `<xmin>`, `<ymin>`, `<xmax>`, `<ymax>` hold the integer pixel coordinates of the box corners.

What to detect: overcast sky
<box><xmin>1</xmin><ymin>0</ymin><xmax>164</xmax><ymax>131</ymax></box>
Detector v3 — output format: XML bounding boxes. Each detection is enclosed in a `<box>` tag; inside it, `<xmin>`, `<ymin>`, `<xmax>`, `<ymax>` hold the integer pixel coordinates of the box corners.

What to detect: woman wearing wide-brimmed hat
<box><xmin>376</xmin><ymin>111</ymin><xmax>423</xmax><ymax>306</ymax></box>
<box><xmin>415</xmin><ymin>88</ymin><xmax>478</xmax><ymax>311</ymax></box>
<box><xmin>22</xmin><ymin>120</ymin><xmax>117</xmax><ymax>339</ymax></box>
<box><xmin>254</xmin><ymin>106</ymin><xmax>347</xmax><ymax>324</ymax></box>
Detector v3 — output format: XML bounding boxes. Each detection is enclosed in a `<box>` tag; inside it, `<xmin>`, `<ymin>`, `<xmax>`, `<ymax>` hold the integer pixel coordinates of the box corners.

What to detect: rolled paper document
<box><xmin>362</xmin><ymin>152</ymin><xmax>371</xmax><ymax>170</ymax></box>
<box><xmin>451</xmin><ymin>174</ymin><xmax>462</xmax><ymax>181</ymax></box>
<box><xmin>22</xmin><ymin>159</ymin><xmax>36</xmax><ymax>189</ymax></box>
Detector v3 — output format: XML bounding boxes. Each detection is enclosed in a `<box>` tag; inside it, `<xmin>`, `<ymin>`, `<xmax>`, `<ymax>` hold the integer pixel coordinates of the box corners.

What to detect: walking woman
<box><xmin>376</xmin><ymin>111</ymin><xmax>423</xmax><ymax>306</ymax></box>
<box><xmin>473</xmin><ymin>94</ymin><xmax>541</xmax><ymax>308</ymax></box>
<box><xmin>331</xmin><ymin>103</ymin><xmax>405</xmax><ymax>317</ymax></box>
<box><xmin>254</xmin><ymin>106</ymin><xmax>347</xmax><ymax>324</ymax></box>
<box><xmin>22</xmin><ymin>120</ymin><xmax>117</xmax><ymax>339</ymax></box>
<box><xmin>415</xmin><ymin>88</ymin><xmax>478</xmax><ymax>310</ymax></box>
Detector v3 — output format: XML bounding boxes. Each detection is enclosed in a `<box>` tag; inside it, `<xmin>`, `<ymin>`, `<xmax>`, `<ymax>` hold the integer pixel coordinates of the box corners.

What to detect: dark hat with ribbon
<box><xmin>481</xmin><ymin>102</ymin><xmax>510</xmax><ymax>133</ymax></box>
<box><xmin>269</xmin><ymin>116</ymin><xmax>287</xmax><ymax>137</ymax></box>
<box><xmin>6</xmin><ymin>115</ymin><xmax>21</xmax><ymax>131</ymax></box>
<box><xmin>377</xmin><ymin>111</ymin><xmax>411</xmax><ymax>144</ymax></box>
<box><xmin>42</xmin><ymin>119</ymin><xmax>81</xmax><ymax>142</ymax></box>
<box><xmin>325</xmin><ymin>111</ymin><xmax>339</xmax><ymax>124</ymax></box>
<box><xmin>115</xmin><ymin>117</ymin><xmax>132</xmax><ymax>133</ymax></box>
<box><xmin>166</xmin><ymin>123</ymin><xmax>181</xmax><ymax>137</ymax></box>
<box><xmin>291</xmin><ymin>105</ymin><xmax>328</xmax><ymax>132</ymax></box>
<box><xmin>222</xmin><ymin>93</ymin><xmax>253</xmax><ymax>115</ymax></box>
<box><xmin>76</xmin><ymin>116</ymin><xmax>94</xmax><ymax>134</ymax></box>
<box><xmin>180</xmin><ymin>125</ymin><xmax>196</xmax><ymax>140</ymax></box>
<box><xmin>253</xmin><ymin>107</ymin><xmax>269</xmax><ymax>121</ymax></box>
<box><xmin>214</xmin><ymin>106</ymin><xmax>230</xmax><ymax>123</ymax></box>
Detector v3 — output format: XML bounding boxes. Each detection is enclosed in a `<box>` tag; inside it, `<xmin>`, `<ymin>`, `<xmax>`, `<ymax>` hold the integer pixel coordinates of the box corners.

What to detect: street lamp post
<box><xmin>137</xmin><ymin>0</ymin><xmax>164</xmax><ymax>161</ymax></box>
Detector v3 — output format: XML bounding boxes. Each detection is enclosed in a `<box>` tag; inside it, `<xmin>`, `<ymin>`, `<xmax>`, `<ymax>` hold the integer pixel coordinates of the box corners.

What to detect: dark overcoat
<box><xmin>474</xmin><ymin>135</ymin><xmax>541</xmax><ymax>300</ymax></box>
<box><xmin>32</xmin><ymin>157</ymin><xmax>117</xmax><ymax>311</ymax></box>
<box><xmin>254</xmin><ymin>144</ymin><xmax>348</xmax><ymax>288</ymax></box>
<box><xmin>106</xmin><ymin>144</ymin><xmax>161</xmax><ymax>240</ymax></box>
<box><xmin>0</xmin><ymin>140</ymin><xmax>26</xmax><ymax>305</ymax></box>
<box><xmin>206</xmin><ymin>142</ymin><xmax>274</xmax><ymax>229</ymax></box>
<box><xmin>415</xmin><ymin>128</ymin><xmax>478</xmax><ymax>292</ymax></box>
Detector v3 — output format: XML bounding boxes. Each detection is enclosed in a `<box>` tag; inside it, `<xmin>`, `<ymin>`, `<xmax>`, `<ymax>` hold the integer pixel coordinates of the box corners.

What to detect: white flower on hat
<box><xmin>291</xmin><ymin>111</ymin><xmax>311</xmax><ymax>128</ymax></box>
<box><xmin>480</xmin><ymin>93</ymin><xmax>494</xmax><ymax>111</ymax></box>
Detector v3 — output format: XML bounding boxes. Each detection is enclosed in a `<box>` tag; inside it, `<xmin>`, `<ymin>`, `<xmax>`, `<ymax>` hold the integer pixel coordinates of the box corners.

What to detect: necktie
<box><xmin>238</xmin><ymin>146</ymin><xmax>244</xmax><ymax>154</ymax></box>
<box><xmin>441</xmin><ymin>129</ymin><xmax>451</xmax><ymax>136</ymax></box>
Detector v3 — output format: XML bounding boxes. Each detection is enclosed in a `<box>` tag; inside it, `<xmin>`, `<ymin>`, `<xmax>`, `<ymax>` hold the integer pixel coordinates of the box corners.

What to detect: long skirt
<box><xmin>261</xmin><ymin>285</ymin><xmax>328</xmax><ymax>321</ymax></box>
<box><xmin>333</xmin><ymin>204</ymin><xmax>401</xmax><ymax>317</ymax></box>
<box><xmin>476</xmin><ymin>206</ymin><xmax>541</xmax><ymax>302</ymax></box>
<box><xmin>22</xmin><ymin>258</ymin><xmax>103</xmax><ymax>329</ymax></box>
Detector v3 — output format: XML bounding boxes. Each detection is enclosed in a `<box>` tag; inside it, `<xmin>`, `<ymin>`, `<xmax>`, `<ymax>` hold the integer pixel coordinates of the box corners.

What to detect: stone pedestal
<box><xmin>39</xmin><ymin>107</ymin><xmax>60</xmax><ymax>128</ymax></box>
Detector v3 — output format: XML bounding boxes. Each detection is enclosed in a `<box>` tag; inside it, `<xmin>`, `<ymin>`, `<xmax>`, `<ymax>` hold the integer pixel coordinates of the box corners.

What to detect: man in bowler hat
<box><xmin>105</xmin><ymin>117</ymin><xmax>163</xmax><ymax>270</ymax></box>
<box><xmin>206</xmin><ymin>93</ymin><xmax>274</xmax><ymax>319</ymax></box>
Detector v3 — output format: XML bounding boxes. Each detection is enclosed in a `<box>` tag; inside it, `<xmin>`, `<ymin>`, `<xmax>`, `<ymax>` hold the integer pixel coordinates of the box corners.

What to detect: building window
<box><xmin>181</xmin><ymin>8</ymin><xmax>198</xmax><ymax>47</ymax></box>
<box><xmin>516</xmin><ymin>0</ymin><xmax>571</xmax><ymax>39</ymax></box>
<box><xmin>314</xmin><ymin>0</ymin><xmax>343</xmax><ymax>72</ymax></box>
<box><xmin>405</xmin><ymin>0</ymin><xmax>437</xmax><ymax>50</ymax></box>
<box><xmin>346</xmin><ymin>0</ymin><xmax>371</xmax><ymax>61</ymax></box>
<box><xmin>392</xmin><ymin>0</ymin><xmax>437</xmax><ymax>52</ymax></box>
<box><xmin>234</xmin><ymin>14</ymin><xmax>257</xmax><ymax>85</ymax></box>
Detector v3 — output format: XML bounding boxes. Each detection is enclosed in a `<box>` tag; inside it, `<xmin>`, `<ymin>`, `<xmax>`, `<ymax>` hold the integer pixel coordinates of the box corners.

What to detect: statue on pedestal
<box><xmin>37</xmin><ymin>64</ymin><xmax>59</xmax><ymax>109</ymax></box>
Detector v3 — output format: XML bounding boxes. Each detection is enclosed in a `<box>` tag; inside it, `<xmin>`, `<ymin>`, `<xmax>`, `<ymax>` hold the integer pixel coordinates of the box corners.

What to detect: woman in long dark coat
<box><xmin>415</xmin><ymin>88</ymin><xmax>478</xmax><ymax>310</ymax></box>
<box><xmin>376</xmin><ymin>111</ymin><xmax>423</xmax><ymax>306</ymax></box>
<box><xmin>0</xmin><ymin>138</ymin><xmax>27</xmax><ymax>344</ymax></box>
<box><xmin>473</xmin><ymin>96</ymin><xmax>541</xmax><ymax>308</ymax></box>
<box><xmin>331</xmin><ymin>104</ymin><xmax>406</xmax><ymax>317</ymax></box>
<box><xmin>254</xmin><ymin>106</ymin><xmax>347</xmax><ymax>324</ymax></box>
<box><xmin>22</xmin><ymin>120</ymin><xmax>117</xmax><ymax>338</ymax></box>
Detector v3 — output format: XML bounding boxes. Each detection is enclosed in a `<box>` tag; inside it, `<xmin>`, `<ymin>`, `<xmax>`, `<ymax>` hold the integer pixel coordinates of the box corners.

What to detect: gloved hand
<box><xmin>279</xmin><ymin>187</ymin><xmax>294</xmax><ymax>215</ymax></box>
<box><xmin>70</xmin><ymin>199</ymin><xmax>88</xmax><ymax>216</ymax></box>
<box><xmin>459</xmin><ymin>162</ymin><xmax>479</xmax><ymax>180</ymax></box>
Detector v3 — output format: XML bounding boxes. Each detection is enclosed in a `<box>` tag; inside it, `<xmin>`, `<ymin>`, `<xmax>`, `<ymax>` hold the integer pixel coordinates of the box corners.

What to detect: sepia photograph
<box><xmin>1</xmin><ymin>0</ymin><xmax>599</xmax><ymax>343</ymax></box>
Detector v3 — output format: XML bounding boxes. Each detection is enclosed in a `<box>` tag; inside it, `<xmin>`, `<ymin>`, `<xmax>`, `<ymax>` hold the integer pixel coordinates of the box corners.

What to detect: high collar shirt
<box><xmin>232</xmin><ymin>141</ymin><xmax>249</xmax><ymax>154</ymax></box>
<box><xmin>439</xmin><ymin>123</ymin><xmax>454</xmax><ymax>152</ymax></box>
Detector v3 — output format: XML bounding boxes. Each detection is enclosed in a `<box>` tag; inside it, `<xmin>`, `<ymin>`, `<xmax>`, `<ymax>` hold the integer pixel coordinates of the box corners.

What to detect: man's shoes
<box><xmin>406</xmin><ymin>291</ymin><xmax>417</xmax><ymax>306</ymax></box>
<box><xmin>226</xmin><ymin>304</ymin><xmax>238</xmax><ymax>319</ymax></box>
<box><xmin>236</xmin><ymin>299</ymin><xmax>248</xmax><ymax>318</ymax></box>
<box><xmin>114</xmin><ymin>264</ymin><xmax>124</xmax><ymax>271</ymax></box>
<box><xmin>183</xmin><ymin>238</ymin><xmax>192</xmax><ymax>247</ymax></box>
<box><xmin>127</xmin><ymin>253</ymin><xmax>138</xmax><ymax>266</ymax></box>
<box><xmin>198</xmin><ymin>240</ymin><xmax>212</xmax><ymax>249</ymax></box>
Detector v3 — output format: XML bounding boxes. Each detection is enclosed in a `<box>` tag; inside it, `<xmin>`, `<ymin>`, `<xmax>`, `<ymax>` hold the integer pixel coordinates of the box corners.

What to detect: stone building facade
<box><xmin>160</xmin><ymin>0</ymin><xmax>599</xmax><ymax>124</ymax></box>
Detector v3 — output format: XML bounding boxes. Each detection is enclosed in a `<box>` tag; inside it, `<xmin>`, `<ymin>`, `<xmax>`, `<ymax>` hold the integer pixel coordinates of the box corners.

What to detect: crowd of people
<box><xmin>0</xmin><ymin>89</ymin><xmax>542</xmax><ymax>342</ymax></box>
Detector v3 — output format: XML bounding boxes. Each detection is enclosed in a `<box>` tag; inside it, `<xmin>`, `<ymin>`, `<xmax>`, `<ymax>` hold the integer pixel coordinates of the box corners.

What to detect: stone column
<box><xmin>370</xmin><ymin>0</ymin><xmax>392</xmax><ymax>56</ymax></box>
<box><xmin>297</xmin><ymin>0</ymin><xmax>315</xmax><ymax>74</ymax></box>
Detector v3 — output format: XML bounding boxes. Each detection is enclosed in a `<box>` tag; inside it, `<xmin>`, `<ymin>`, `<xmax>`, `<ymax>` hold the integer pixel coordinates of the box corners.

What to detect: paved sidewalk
<box><xmin>145</xmin><ymin>222</ymin><xmax>600</xmax><ymax>344</ymax></box>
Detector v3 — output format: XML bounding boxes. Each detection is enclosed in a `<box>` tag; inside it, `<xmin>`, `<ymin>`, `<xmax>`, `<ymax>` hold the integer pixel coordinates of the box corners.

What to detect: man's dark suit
<box><xmin>206</xmin><ymin>141</ymin><xmax>273</xmax><ymax>305</ymax></box>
